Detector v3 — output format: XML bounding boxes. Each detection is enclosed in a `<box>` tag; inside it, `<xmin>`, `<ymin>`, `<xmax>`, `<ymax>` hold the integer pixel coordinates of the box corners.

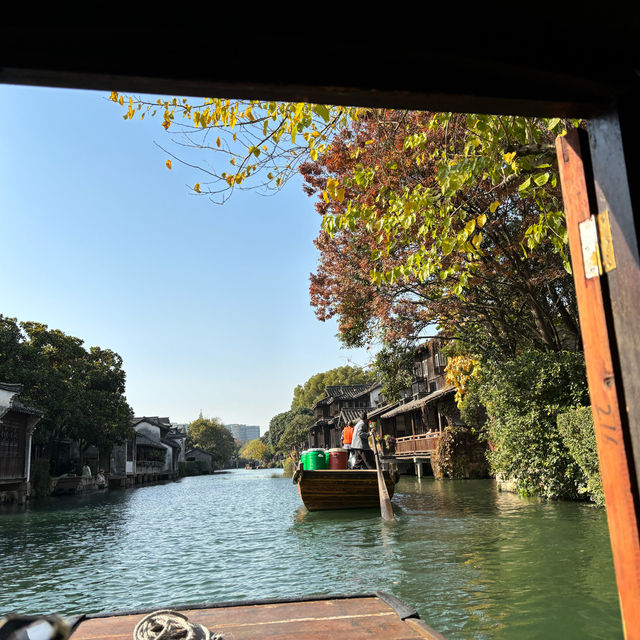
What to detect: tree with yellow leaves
<box><xmin>111</xmin><ymin>93</ymin><xmax>580</xmax><ymax>316</ymax></box>
<box><xmin>110</xmin><ymin>91</ymin><xmax>362</xmax><ymax>204</ymax></box>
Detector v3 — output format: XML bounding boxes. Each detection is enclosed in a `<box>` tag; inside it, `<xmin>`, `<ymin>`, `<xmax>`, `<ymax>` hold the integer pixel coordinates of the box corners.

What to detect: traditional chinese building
<box><xmin>309</xmin><ymin>382</ymin><xmax>381</xmax><ymax>449</ymax></box>
<box><xmin>369</xmin><ymin>339</ymin><xmax>462</xmax><ymax>476</ymax></box>
<box><xmin>0</xmin><ymin>383</ymin><xmax>43</xmax><ymax>503</ymax></box>
<box><xmin>110</xmin><ymin>416</ymin><xmax>183</xmax><ymax>487</ymax></box>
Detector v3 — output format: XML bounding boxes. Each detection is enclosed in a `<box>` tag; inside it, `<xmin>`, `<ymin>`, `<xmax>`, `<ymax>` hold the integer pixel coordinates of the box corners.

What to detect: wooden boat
<box><xmin>293</xmin><ymin>466</ymin><xmax>397</xmax><ymax>511</ymax></box>
<box><xmin>70</xmin><ymin>592</ymin><xmax>446</xmax><ymax>639</ymax></box>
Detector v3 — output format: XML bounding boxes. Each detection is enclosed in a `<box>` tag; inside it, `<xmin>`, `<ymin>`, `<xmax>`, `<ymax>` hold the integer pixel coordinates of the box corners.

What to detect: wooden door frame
<box><xmin>2</xmin><ymin>29</ymin><xmax>640</xmax><ymax>635</ymax></box>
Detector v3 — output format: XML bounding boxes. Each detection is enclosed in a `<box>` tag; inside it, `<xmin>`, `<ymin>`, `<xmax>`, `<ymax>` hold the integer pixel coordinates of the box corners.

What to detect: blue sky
<box><xmin>0</xmin><ymin>84</ymin><xmax>371</xmax><ymax>431</ymax></box>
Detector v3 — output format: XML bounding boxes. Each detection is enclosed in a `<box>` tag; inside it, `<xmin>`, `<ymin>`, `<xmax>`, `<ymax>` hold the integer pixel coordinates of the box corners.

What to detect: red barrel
<box><xmin>328</xmin><ymin>448</ymin><xmax>348</xmax><ymax>470</ymax></box>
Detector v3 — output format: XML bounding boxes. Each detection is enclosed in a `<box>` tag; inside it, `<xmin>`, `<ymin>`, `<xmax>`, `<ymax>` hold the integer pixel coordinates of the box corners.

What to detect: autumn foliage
<box><xmin>301</xmin><ymin>110</ymin><xmax>580</xmax><ymax>356</ymax></box>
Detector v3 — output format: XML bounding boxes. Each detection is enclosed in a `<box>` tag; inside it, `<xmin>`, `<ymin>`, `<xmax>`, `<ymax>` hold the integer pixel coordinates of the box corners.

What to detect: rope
<box><xmin>133</xmin><ymin>610</ymin><xmax>222</xmax><ymax>640</ymax></box>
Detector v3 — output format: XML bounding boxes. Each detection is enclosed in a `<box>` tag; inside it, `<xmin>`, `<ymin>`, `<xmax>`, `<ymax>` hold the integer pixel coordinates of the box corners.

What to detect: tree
<box><xmin>266</xmin><ymin>407</ymin><xmax>314</xmax><ymax>454</ymax></box>
<box><xmin>240</xmin><ymin>438</ymin><xmax>269</xmax><ymax>463</ymax></box>
<box><xmin>188</xmin><ymin>416</ymin><xmax>236</xmax><ymax>469</ymax></box>
<box><xmin>302</xmin><ymin>110</ymin><xmax>580</xmax><ymax>356</ymax></box>
<box><xmin>291</xmin><ymin>365</ymin><xmax>374</xmax><ymax>409</ymax></box>
<box><xmin>111</xmin><ymin>95</ymin><xmax>581</xmax><ymax>354</ymax></box>
<box><xmin>371</xmin><ymin>342</ymin><xmax>416</xmax><ymax>402</ymax></box>
<box><xmin>0</xmin><ymin>315</ymin><xmax>133</xmax><ymax>459</ymax></box>
<box><xmin>277</xmin><ymin>411</ymin><xmax>315</xmax><ymax>453</ymax></box>
<box><xmin>110</xmin><ymin>92</ymin><xmax>363</xmax><ymax>204</ymax></box>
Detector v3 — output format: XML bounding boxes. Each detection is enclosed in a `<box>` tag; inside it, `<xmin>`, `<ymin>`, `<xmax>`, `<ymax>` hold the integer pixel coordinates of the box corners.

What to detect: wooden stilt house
<box><xmin>370</xmin><ymin>339</ymin><xmax>460</xmax><ymax>459</ymax></box>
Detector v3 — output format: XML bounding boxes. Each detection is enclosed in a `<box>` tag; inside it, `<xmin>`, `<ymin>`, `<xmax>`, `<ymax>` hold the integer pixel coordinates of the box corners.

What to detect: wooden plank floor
<box><xmin>73</xmin><ymin>596</ymin><xmax>445</xmax><ymax>640</ymax></box>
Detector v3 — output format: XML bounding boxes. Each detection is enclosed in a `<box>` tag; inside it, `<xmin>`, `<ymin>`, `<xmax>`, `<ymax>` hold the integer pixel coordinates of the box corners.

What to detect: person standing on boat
<box><xmin>341</xmin><ymin>422</ymin><xmax>354</xmax><ymax>451</ymax></box>
<box><xmin>351</xmin><ymin>412</ymin><xmax>375</xmax><ymax>469</ymax></box>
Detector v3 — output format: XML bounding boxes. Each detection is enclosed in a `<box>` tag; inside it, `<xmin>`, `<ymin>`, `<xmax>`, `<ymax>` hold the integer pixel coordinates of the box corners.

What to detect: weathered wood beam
<box><xmin>557</xmin><ymin>127</ymin><xmax>640</xmax><ymax>638</ymax></box>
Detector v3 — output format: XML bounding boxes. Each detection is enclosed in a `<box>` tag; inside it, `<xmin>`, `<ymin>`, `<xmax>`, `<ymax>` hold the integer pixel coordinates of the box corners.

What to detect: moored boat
<box><xmin>293</xmin><ymin>466</ymin><xmax>397</xmax><ymax>511</ymax></box>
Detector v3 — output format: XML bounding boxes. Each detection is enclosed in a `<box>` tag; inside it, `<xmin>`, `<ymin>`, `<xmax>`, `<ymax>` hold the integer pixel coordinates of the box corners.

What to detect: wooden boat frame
<box><xmin>293</xmin><ymin>466</ymin><xmax>396</xmax><ymax>511</ymax></box>
<box><xmin>71</xmin><ymin>592</ymin><xmax>446</xmax><ymax>640</ymax></box>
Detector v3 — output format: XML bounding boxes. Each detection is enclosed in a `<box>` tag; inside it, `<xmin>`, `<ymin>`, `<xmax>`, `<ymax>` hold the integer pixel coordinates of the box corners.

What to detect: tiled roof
<box><xmin>368</xmin><ymin>402</ymin><xmax>398</xmax><ymax>420</ymax></box>
<box><xmin>0</xmin><ymin>383</ymin><xmax>23</xmax><ymax>392</ymax></box>
<box><xmin>135</xmin><ymin>433</ymin><xmax>166</xmax><ymax>449</ymax></box>
<box><xmin>339</xmin><ymin>407</ymin><xmax>371</xmax><ymax>424</ymax></box>
<box><xmin>0</xmin><ymin>384</ymin><xmax>44</xmax><ymax>416</ymax></box>
<box><xmin>312</xmin><ymin>397</ymin><xmax>330</xmax><ymax>409</ymax></box>
<box><xmin>326</xmin><ymin>384</ymin><xmax>371</xmax><ymax>398</ymax></box>
<box><xmin>186</xmin><ymin>447</ymin><xmax>213</xmax><ymax>458</ymax></box>
<box><xmin>11</xmin><ymin>400</ymin><xmax>44</xmax><ymax>417</ymax></box>
<box><xmin>133</xmin><ymin>416</ymin><xmax>172</xmax><ymax>429</ymax></box>
<box><xmin>380</xmin><ymin>387</ymin><xmax>454</xmax><ymax>419</ymax></box>
<box><xmin>161</xmin><ymin>437</ymin><xmax>181</xmax><ymax>449</ymax></box>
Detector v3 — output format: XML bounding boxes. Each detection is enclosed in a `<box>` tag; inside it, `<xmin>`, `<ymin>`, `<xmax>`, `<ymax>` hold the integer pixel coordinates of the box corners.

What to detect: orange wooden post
<box><xmin>557</xmin><ymin>128</ymin><xmax>640</xmax><ymax>638</ymax></box>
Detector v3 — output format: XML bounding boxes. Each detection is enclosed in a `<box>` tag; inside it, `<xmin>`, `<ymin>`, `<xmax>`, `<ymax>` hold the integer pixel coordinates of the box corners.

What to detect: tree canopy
<box><xmin>277</xmin><ymin>410</ymin><xmax>315</xmax><ymax>453</ymax></box>
<box><xmin>188</xmin><ymin>416</ymin><xmax>236</xmax><ymax>469</ymax></box>
<box><xmin>110</xmin><ymin>92</ymin><xmax>363</xmax><ymax>204</ymax></box>
<box><xmin>302</xmin><ymin>110</ymin><xmax>580</xmax><ymax>356</ymax></box>
<box><xmin>291</xmin><ymin>365</ymin><xmax>374</xmax><ymax>409</ymax></box>
<box><xmin>266</xmin><ymin>407</ymin><xmax>313</xmax><ymax>452</ymax></box>
<box><xmin>111</xmin><ymin>94</ymin><xmax>579</xmax><ymax>357</ymax></box>
<box><xmin>240</xmin><ymin>438</ymin><xmax>270</xmax><ymax>462</ymax></box>
<box><xmin>0</xmin><ymin>315</ymin><xmax>133</xmax><ymax>454</ymax></box>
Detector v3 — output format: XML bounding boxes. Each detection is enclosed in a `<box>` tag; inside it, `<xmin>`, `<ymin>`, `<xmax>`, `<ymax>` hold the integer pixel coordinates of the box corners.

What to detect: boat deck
<box><xmin>72</xmin><ymin>593</ymin><xmax>445</xmax><ymax>640</ymax></box>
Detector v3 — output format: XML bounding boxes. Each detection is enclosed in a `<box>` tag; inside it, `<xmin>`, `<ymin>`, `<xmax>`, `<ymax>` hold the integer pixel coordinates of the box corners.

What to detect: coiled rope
<box><xmin>133</xmin><ymin>610</ymin><xmax>222</xmax><ymax>640</ymax></box>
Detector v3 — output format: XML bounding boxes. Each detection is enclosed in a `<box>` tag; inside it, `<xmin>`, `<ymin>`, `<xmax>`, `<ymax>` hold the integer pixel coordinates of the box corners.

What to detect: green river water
<box><xmin>0</xmin><ymin>469</ymin><xmax>623</xmax><ymax>639</ymax></box>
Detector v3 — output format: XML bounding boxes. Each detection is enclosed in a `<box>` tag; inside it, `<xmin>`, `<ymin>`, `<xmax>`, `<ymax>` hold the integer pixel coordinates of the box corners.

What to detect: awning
<box><xmin>380</xmin><ymin>387</ymin><xmax>455</xmax><ymax>419</ymax></box>
<box><xmin>368</xmin><ymin>402</ymin><xmax>398</xmax><ymax>420</ymax></box>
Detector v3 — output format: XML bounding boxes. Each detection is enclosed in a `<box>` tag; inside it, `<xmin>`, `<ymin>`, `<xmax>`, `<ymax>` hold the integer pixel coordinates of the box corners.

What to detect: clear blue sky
<box><xmin>0</xmin><ymin>84</ymin><xmax>371</xmax><ymax>431</ymax></box>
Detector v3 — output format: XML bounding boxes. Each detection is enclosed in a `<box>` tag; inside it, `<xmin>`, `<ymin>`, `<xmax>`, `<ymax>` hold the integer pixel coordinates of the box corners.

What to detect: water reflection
<box><xmin>0</xmin><ymin>471</ymin><xmax>623</xmax><ymax>639</ymax></box>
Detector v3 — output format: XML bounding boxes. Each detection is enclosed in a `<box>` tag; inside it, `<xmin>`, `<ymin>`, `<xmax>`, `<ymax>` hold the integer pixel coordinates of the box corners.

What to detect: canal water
<box><xmin>0</xmin><ymin>469</ymin><xmax>622</xmax><ymax>639</ymax></box>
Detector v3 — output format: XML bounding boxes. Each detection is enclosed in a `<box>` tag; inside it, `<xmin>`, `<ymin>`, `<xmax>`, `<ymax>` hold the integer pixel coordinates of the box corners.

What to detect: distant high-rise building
<box><xmin>225</xmin><ymin>424</ymin><xmax>261</xmax><ymax>444</ymax></box>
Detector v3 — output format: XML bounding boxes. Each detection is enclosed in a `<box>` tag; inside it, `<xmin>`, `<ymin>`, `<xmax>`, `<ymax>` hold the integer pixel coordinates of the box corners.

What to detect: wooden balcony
<box><xmin>394</xmin><ymin>433</ymin><xmax>441</xmax><ymax>457</ymax></box>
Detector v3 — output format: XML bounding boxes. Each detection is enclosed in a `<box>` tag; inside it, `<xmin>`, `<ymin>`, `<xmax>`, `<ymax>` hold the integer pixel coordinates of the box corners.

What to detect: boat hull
<box><xmin>294</xmin><ymin>468</ymin><xmax>396</xmax><ymax>511</ymax></box>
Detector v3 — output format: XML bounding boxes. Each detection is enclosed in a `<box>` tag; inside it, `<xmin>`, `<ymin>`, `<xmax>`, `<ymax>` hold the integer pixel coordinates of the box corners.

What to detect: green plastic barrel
<box><xmin>305</xmin><ymin>449</ymin><xmax>327</xmax><ymax>470</ymax></box>
<box><xmin>300</xmin><ymin>450</ymin><xmax>309</xmax><ymax>469</ymax></box>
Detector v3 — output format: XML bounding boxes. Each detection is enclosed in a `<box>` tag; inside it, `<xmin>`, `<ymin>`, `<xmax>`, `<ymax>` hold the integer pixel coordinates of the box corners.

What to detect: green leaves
<box><xmin>534</xmin><ymin>172</ymin><xmax>550</xmax><ymax>187</ymax></box>
<box><xmin>441</xmin><ymin>237</ymin><xmax>456</xmax><ymax>255</ymax></box>
<box><xmin>519</xmin><ymin>176</ymin><xmax>532</xmax><ymax>192</ymax></box>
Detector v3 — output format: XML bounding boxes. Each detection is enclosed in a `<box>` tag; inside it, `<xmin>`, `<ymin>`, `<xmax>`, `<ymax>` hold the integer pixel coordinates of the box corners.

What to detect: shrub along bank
<box><xmin>432</xmin><ymin>426</ymin><xmax>490</xmax><ymax>479</ymax></box>
<box><xmin>459</xmin><ymin>349</ymin><xmax>602</xmax><ymax>503</ymax></box>
<box><xmin>557</xmin><ymin>406</ymin><xmax>604</xmax><ymax>506</ymax></box>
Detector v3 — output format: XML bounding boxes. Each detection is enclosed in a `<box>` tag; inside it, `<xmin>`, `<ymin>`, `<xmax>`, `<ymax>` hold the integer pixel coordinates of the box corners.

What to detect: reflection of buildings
<box><xmin>225</xmin><ymin>424</ymin><xmax>260</xmax><ymax>444</ymax></box>
<box><xmin>0</xmin><ymin>383</ymin><xmax>43</xmax><ymax>503</ymax></box>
